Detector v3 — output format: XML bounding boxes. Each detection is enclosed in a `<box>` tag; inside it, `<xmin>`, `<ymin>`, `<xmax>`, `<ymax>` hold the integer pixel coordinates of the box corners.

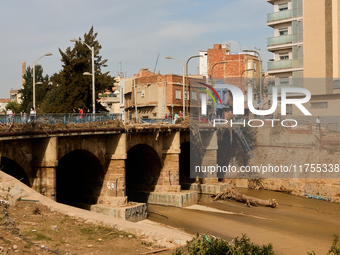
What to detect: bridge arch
<box><xmin>125</xmin><ymin>144</ymin><xmax>162</xmax><ymax>196</ymax></box>
<box><xmin>0</xmin><ymin>143</ymin><xmax>31</xmax><ymax>186</ymax></box>
<box><xmin>58</xmin><ymin>137</ymin><xmax>106</xmax><ymax>166</ymax></box>
<box><xmin>56</xmin><ymin>149</ymin><xmax>104</xmax><ymax>206</ymax></box>
<box><xmin>126</xmin><ymin>133</ymin><xmax>163</xmax><ymax>160</ymax></box>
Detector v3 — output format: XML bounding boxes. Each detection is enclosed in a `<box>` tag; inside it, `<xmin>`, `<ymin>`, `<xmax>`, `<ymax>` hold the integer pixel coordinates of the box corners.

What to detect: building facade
<box><xmin>207</xmin><ymin>44</ymin><xmax>262</xmax><ymax>81</ymax></box>
<box><xmin>267</xmin><ymin>0</ymin><xmax>340</xmax><ymax>117</ymax></box>
<box><xmin>123</xmin><ymin>68</ymin><xmax>190</xmax><ymax>121</ymax></box>
<box><xmin>267</xmin><ymin>0</ymin><xmax>303</xmax><ymax>84</ymax></box>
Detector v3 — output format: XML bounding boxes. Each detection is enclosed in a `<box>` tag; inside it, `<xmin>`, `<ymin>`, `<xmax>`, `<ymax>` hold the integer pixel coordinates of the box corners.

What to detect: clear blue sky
<box><xmin>0</xmin><ymin>0</ymin><xmax>273</xmax><ymax>98</ymax></box>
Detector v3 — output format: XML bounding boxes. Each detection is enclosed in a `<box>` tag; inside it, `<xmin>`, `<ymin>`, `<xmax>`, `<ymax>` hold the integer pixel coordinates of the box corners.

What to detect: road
<box><xmin>147</xmin><ymin>189</ymin><xmax>340</xmax><ymax>255</ymax></box>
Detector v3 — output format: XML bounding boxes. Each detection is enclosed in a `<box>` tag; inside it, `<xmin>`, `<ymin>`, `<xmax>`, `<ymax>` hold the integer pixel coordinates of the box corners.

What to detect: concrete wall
<box><xmin>303</xmin><ymin>0</ymin><xmax>327</xmax><ymax>80</ymax></box>
<box><xmin>246</xmin><ymin>125</ymin><xmax>340</xmax><ymax>202</ymax></box>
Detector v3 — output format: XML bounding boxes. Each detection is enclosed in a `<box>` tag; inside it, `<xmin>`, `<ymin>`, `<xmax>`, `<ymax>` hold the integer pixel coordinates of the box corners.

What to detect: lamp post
<box><xmin>33</xmin><ymin>53</ymin><xmax>52</xmax><ymax>111</ymax></box>
<box><xmin>70</xmin><ymin>38</ymin><xmax>95</xmax><ymax>114</ymax></box>
<box><xmin>134</xmin><ymin>78</ymin><xmax>138</xmax><ymax>121</ymax></box>
<box><xmin>211</xmin><ymin>61</ymin><xmax>229</xmax><ymax>85</ymax></box>
<box><xmin>165</xmin><ymin>56</ymin><xmax>185</xmax><ymax>117</ymax></box>
<box><xmin>240</xmin><ymin>68</ymin><xmax>255</xmax><ymax>92</ymax></box>
<box><xmin>243</xmin><ymin>49</ymin><xmax>262</xmax><ymax>107</ymax></box>
<box><xmin>185</xmin><ymin>55</ymin><xmax>203</xmax><ymax>115</ymax></box>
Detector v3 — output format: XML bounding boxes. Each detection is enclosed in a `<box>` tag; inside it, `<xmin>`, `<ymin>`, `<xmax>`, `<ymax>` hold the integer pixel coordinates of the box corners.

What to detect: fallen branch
<box><xmin>139</xmin><ymin>244</ymin><xmax>185</xmax><ymax>255</ymax></box>
<box><xmin>213</xmin><ymin>188</ymin><xmax>277</xmax><ymax>208</ymax></box>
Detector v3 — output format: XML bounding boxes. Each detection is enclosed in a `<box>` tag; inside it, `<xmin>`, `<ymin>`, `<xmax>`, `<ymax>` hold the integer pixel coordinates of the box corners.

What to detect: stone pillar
<box><xmin>157</xmin><ymin>131</ymin><xmax>181</xmax><ymax>192</ymax></box>
<box><xmin>100</xmin><ymin>133</ymin><xmax>127</xmax><ymax>206</ymax></box>
<box><xmin>201</xmin><ymin>130</ymin><xmax>218</xmax><ymax>184</ymax></box>
<box><xmin>31</xmin><ymin>137</ymin><xmax>58</xmax><ymax>200</ymax></box>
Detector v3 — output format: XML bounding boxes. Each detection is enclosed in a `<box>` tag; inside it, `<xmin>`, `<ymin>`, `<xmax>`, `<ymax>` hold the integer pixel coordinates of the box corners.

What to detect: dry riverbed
<box><xmin>0</xmin><ymin>200</ymin><xmax>175</xmax><ymax>255</ymax></box>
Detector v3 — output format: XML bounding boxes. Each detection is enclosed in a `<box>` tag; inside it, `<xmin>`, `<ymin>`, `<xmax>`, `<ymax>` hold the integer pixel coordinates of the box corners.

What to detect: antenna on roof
<box><xmin>153</xmin><ymin>53</ymin><xmax>160</xmax><ymax>73</ymax></box>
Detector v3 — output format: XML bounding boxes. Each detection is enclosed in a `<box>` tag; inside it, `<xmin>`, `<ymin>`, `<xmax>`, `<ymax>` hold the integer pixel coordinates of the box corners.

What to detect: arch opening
<box><xmin>0</xmin><ymin>157</ymin><xmax>30</xmax><ymax>186</ymax></box>
<box><xmin>125</xmin><ymin>144</ymin><xmax>162</xmax><ymax>199</ymax></box>
<box><xmin>56</xmin><ymin>150</ymin><xmax>104</xmax><ymax>206</ymax></box>
<box><xmin>179</xmin><ymin>142</ymin><xmax>191</xmax><ymax>184</ymax></box>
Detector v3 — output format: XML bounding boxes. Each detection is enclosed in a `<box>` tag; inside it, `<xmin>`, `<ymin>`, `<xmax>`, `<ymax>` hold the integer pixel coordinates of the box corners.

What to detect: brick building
<box><xmin>200</xmin><ymin>44</ymin><xmax>262</xmax><ymax>81</ymax></box>
<box><xmin>124</xmin><ymin>68</ymin><xmax>191</xmax><ymax>121</ymax></box>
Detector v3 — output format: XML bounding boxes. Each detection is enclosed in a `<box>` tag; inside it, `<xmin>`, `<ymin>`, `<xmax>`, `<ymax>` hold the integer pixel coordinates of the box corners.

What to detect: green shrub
<box><xmin>327</xmin><ymin>234</ymin><xmax>340</xmax><ymax>255</ymax></box>
<box><xmin>173</xmin><ymin>233</ymin><xmax>275</xmax><ymax>255</ymax></box>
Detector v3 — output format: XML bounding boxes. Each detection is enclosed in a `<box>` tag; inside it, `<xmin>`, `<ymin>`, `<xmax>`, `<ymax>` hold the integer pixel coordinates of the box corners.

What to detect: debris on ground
<box><xmin>0</xmin><ymin>117</ymin><xmax>192</xmax><ymax>133</ymax></box>
<box><xmin>213</xmin><ymin>187</ymin><xmax>278</xmax><ymax>208</ymax></box>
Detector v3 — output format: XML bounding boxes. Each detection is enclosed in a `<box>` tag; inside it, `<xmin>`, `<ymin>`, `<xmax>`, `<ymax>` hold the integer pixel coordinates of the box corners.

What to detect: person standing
<box><xmin>6</xmin><ymin>108</ymin><xmax>13</xmax><ymax>124</ymax></box>
<box><xmin>20</xmin><ymin>110</ymin><xmax>25</xmax><ymax>124</ymax></box>
<box><xmin>78</xmin><ymin>108</ymin><xmax>83</xmax><ymax>118</ymax></box>
<box><xmin>30</xmin><ymin>107</ymin><xmax>36</xmax><ymax>123</ymax></box>
<box><xmin>174</xmin><ymin>112</ymin><xmax>179</xmax><ymax>123</ymax></box>
<box><xmin>316</xmin><ymin>116</ymin><xmax>321</xmax><ymax>131</ymax></box>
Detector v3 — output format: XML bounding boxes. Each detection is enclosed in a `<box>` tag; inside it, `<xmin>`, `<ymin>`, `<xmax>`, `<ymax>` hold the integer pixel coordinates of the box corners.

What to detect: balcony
<box><xmin>267</xmin><ymin>34</ymin><xmax>293</xmax><ymax>46</ymax></box>
<box><xmin>268</xmin><ymin>59</ymin><xmax>292</xmax><ymax>70</ymax></box>
<box><xmin>267</xmin><ymin>9</ymin><xmax>292</xmax><ymax>23</ymax></box>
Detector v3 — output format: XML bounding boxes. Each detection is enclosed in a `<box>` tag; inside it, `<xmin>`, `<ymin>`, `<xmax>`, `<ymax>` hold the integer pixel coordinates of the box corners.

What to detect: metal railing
<box><xmin>129</xmin><ymin>113</ymin><xmax>175</xmax><ymax>124</ymax></box>
<box><xmin>0</xmin><ymin>113</ymin><xmax>121</xmax><ymax>125</ymax></box>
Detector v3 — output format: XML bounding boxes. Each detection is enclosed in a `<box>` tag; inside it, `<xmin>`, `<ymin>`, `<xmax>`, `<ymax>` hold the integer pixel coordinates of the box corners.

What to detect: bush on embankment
<box><xmin>173</xmin><ymin>233</ymin><xmax>275</xmax><ymax>255</ymax></box>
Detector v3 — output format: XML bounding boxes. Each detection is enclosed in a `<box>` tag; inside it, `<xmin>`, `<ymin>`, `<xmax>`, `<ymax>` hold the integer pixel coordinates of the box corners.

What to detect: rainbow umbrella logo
<box><xmin>197</xmin><ymin>82</ymin><xmax>223</xmax><ymax>106</ymax></box>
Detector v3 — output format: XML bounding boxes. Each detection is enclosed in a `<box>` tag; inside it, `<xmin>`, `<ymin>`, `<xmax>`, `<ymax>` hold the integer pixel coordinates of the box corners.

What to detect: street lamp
<box><xmin>33</xmin><ymin>53</ymin><xmax>52</xmax><ymax>111</ymax></box>
<box><xmin>240</xmin><ymin>68</ymin><xmax>255</xmax><ymax>92</ymax></box>
<box><xmin>243</xmin><ymin>49</ymin><xmax>262</xmax><ymax>107</ymax></box>
<box><xmin>165</xmin><ymin>56</ymin><xmax>185</xmax><ymax>117</ymax></box>
<box><xmin>70</xmin><ymin>38</ymin><xmax>95</xmax><ymax>114</ymax></box>
<box><xmin>185</xmin><ymin>55</ymin><xmax>203</xmax><ymax>115</ymax></box>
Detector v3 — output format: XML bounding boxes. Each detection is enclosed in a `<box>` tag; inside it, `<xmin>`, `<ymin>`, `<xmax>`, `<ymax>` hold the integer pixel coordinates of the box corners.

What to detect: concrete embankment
<box><xmin>0</xmin><ymin>171</ymin><xmax>193</xmax><ymax>248</ymax></box>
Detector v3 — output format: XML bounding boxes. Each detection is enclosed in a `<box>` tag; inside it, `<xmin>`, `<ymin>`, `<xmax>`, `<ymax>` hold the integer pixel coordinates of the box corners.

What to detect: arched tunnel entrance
<box><xmin>56</xmin><ymin>150</ymin><xmax>104</xmax><ymax>207</ymax></box>
<box><xmin>179</xmin><ymin>142</ymin><xmax>191</xmax><ymax>184</ymax></box>
<box><xmin>180</xmin><ymin>141</ymin><xmax>203</xmax><ymax>187</ymax></box>
<box><xmin>125</xmin><ymin>144</ymin><xmax>162</xmax><ymax>201</ymax></box>
<box><xmin>0</xmin><ymin>157</ymin><xmax>30</xmax><ymax>186</ymax></box>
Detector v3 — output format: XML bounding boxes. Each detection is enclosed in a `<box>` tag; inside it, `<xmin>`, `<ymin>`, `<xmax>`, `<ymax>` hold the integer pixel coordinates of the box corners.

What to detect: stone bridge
<box><xmin>0</xmin><ymin>126</ymin><xmax>203</xmax><ymax>210</ymax></box>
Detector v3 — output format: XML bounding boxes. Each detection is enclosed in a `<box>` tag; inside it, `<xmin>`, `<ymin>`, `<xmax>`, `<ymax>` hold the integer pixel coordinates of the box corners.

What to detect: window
<box><xmin>279</xmin><ymin>28</ymin><xmax>288</xmax><ymax>36</ymax></box>
<box><xmin>185</xmin><ymin>91</ymin><xmax>189</xmax><ymax>100</ymax></box>
<box><xmin>279</xmin><ymin>52</ymin><xmax>289</xmax><ymax>60</ymax></box>
<box><xmin>141</xmin><ymin>90</ymin><xmax>145</xmax><ymax>98</ymax></box>
<box><xmin>253</xmin><ymin>62</ymin><xmax>256</xmax><ymax>72</ymax></box>
<box><xmin>175</xmin><ymin>90</ymin><xmax>181</xmax><ymax>100</ymax></box>
<box><xmin>334</xmin><ymin>80</ymin><xmax>340</xmax><ymax>89</ymax></box>
<box><xmin>191</xmin><ymin>91</ymin><xmax>197</xmax><ymax>101</ymax></box>
<box><xmin>311</xmin><ymin>102</ymin><xmax>328</xmax><ymax>109</ymax></box>
<box><xmin>278</xmin><ymin>3</ymin><xmax>288</xmax><ymax>11</ymax></box>
<box><xmin>279</xmin><ymin>77</ymin><xmax>289</xmax><ymax>86</ymax></box>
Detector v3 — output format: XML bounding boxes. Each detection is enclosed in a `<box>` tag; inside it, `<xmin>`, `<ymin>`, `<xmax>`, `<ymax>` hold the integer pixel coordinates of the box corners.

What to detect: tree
<box><xmin>47</xmin><ymin>26</ymin><xmax>116</xmax><ymax>113</ymax></box>
<box><xmin>5</xmin><ymin>101</ymin><xmax>21</xmax><ymax>114</ymax></box>
<box><xmin>19</xmin><ymin>65</ymin><xmax>50</xmax><ymax>113</ymax></box>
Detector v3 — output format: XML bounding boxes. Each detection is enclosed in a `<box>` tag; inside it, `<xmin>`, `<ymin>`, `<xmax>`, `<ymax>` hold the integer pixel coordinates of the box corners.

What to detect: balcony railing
<box><xmin>267</xmin><ymin>9</ymin><xmax>292</xmax><ymax>22</ymax></box>
<box><xmin>268</xmin><ymin>59</ymin><xmax>293</xmax><ymax>70</ymax></box>
<box><xmin>267</xmin><ymin>34</ymin><xmax>293</xmax><ymax>46</ymax></box>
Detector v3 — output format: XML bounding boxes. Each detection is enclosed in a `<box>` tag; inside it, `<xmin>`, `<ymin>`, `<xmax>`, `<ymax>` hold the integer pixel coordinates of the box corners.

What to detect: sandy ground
<box><xmin>0</xmin><ymin>171</ymin><xmax>193</xmax><ymax>255</ymax></box>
